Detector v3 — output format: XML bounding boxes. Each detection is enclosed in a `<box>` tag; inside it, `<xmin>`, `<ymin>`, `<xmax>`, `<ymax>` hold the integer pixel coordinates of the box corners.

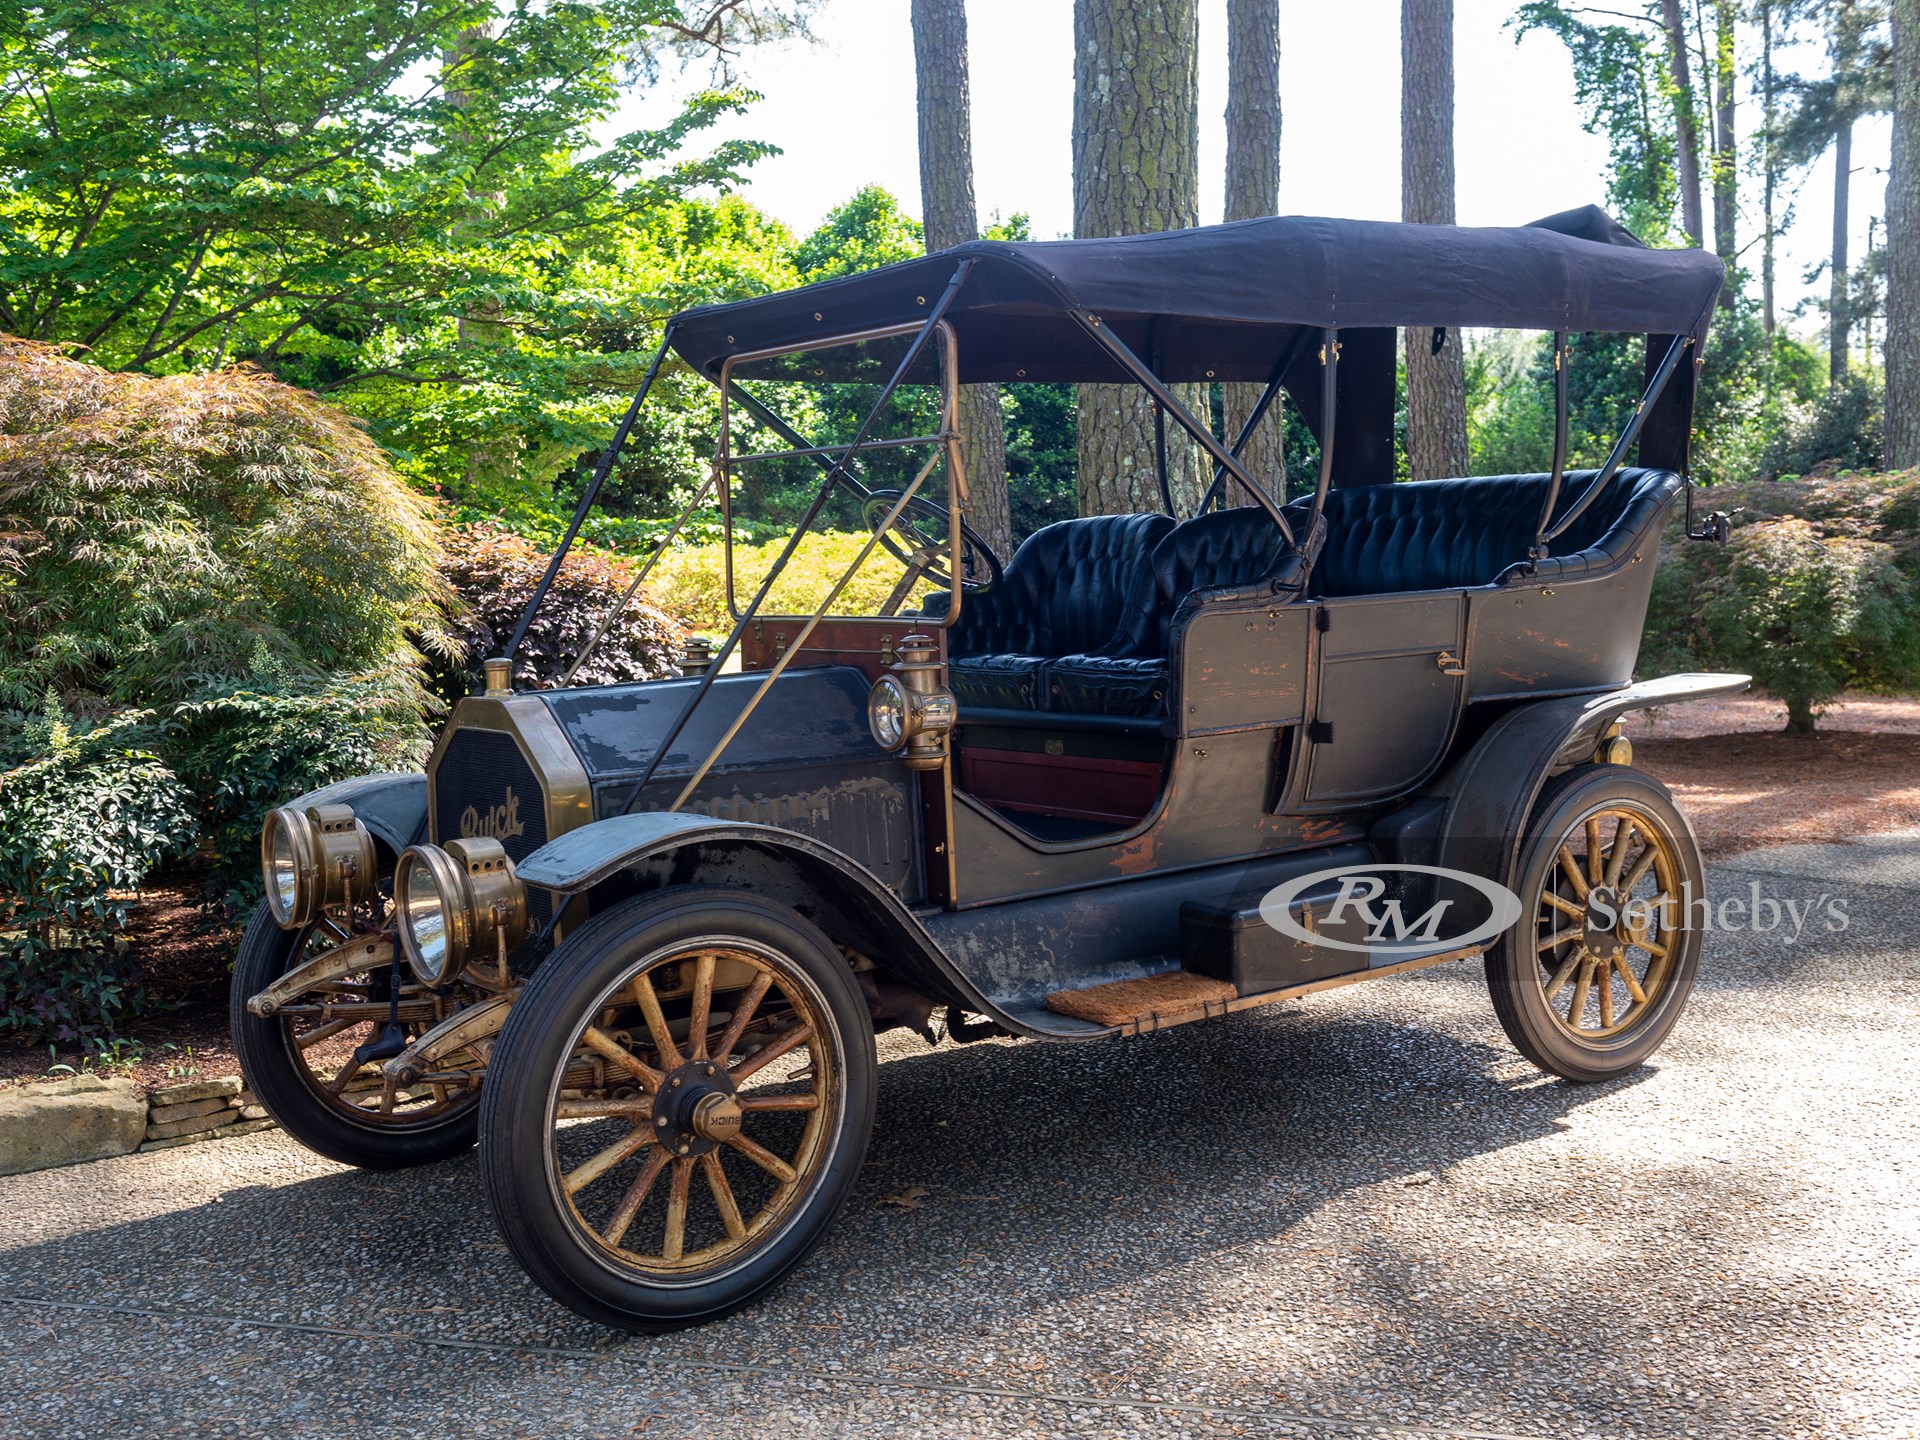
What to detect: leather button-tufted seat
<box><xmin>935</xmin><ymin>467</ymin><xmax>1680</xmax><ymax>721</ymax></box>
<box><xmin>1049</xmin><ymin>506</ymin><xmax>1298</xmax><ymax>714</ymax></box>
<box><xmin>933</xmin><ymin>513</ymin><xmax>1175</xmax><ymax>712</ymax></box>
<box><xmin>1303</xmin><ymin>468</ymin><xmax>1678</xmax><ymax>598</ymax></box>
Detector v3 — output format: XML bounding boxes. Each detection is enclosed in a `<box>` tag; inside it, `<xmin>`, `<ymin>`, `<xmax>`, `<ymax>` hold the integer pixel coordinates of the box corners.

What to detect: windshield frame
<box><xmin>715</xmin><ymin>317</ymin><xmax>967</xmax><ymax>629</ymax></box>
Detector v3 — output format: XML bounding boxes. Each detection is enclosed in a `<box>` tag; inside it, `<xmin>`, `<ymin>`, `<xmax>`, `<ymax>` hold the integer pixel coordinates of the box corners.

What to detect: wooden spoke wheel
<box><xmin>1487</xmin><ymin>765</ymin><xmax>1705</xmax><ymax>1083</ymax></box>
<box><xmin>480</xmin><ymin>889</ymin><xmax>876</xmax><ymax>1331</ymax></box>
<box><xmin>230</xmin><ymin>903</ymin><xmax>485</xmax><ymax>1169</ymax></box>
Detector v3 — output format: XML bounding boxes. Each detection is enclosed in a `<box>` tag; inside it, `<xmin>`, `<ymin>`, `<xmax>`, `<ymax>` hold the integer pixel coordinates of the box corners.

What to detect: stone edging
<box><xmin>0</xmin><ymin>1073</ymin><xmax>277</xmax><ymax>1176</ymax></box>
<box><xmin>140</xmin><ymin>1076</ymin><xmax>277</xmax><ymax>1151</ymax></box>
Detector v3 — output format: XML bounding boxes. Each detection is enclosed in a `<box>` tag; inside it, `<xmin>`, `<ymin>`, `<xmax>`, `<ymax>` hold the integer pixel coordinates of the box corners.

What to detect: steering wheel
<box><xmin>861</xmin><ymin>490</ymin><xmax>1004</xmax><ymax>594</ymax></box>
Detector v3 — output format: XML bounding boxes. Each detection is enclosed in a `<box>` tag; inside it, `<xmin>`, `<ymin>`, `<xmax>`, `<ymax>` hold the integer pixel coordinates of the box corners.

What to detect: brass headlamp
<box><xmin>393</xmin><ymin>837</ymin><xmax>528</xmax><ymax>987</ymax></box>
<box><xmin>260</xmin><ymin>803</ymin><xmax>377</xmax><ymax>930</ymax></box>
<box><xmin>867</xmin><ymin>633</ymin><xmax>956</xmax><ymax>771</ymax></box>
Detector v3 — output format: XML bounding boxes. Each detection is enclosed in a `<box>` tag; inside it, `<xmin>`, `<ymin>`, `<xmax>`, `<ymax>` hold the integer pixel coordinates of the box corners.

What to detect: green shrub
<box><xmin>1643</xmin><ymin>473</ymin><xmax>1920</xmax><ymax>733</ymax></box>
<box><xmin>1701</xmin><ymin>519</ymin><xmax>1918</xmax><ymax>733</ymax></box>
<box><xmin>1758</xmin><ymin>376</ymin><xmax>1886</xmax><ymax>481</ymax></box>
<box><xmin>0</xmin><ymin>337</ymin><xmax>458</xmax><ymax>712</ymax></box>
<box><xmin>169</xmin><ymin>659</ymin><xmax>435</xmax><ymax>916</ymax></box>
<box><xmin>437</xmin><ymin>524</ymin><xmax>684</xmax><ymax>697</ymax></box>
<box><xmin>648</xmin><ymin>530</ymin><xmax>937</xmax><ymax>632</ymax></box>
<box><xmin>0</xmin><ymin>699</ymin><xmax>198</xmax><ymax>1040</ymax></box>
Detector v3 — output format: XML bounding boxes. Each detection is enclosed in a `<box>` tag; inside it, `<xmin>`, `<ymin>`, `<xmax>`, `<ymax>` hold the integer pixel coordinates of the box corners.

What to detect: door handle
<box><xmin>1436</xmin><ymin>649</ymin><xmax>1466</xmax><ymax>677</ymax></box>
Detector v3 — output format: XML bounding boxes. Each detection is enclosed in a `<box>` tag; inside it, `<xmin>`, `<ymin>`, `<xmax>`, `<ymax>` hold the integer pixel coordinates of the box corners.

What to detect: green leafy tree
<box><xmin>792</xmin><ymin>184</ymin><xmax>926</xmax><ymax>279</ymax></box>
<box><xmin>1513</xmin><ymin>4</ymin><xmax>1682</xmax><ymax>242</ymax></box>
<box><xmin>1773</xmin><ymin>0</ymin><xmax>1893</xmax><ymax>382</ymax></box>
<box><xmin>0</xmin><ymin>0</ymin><xmax>800</xmax><ymax>512</ymax></box>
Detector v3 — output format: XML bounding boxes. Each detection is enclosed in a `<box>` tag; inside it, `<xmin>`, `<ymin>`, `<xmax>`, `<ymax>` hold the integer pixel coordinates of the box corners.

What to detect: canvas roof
<box><xmin>669</xmin><ymin>206</ymin><xmax>1727</xmax><ymax>386</ymax></box>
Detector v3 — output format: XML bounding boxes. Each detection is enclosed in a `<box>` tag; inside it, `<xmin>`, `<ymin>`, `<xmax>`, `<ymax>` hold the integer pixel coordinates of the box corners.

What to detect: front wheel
<box><xmin>229</xmin><ymin>905</ymin><xmax>483</xmax><ymax>1169</ymax></box>
<box><xmin>1487</xmin><ymin>765</ymin><xmax>1706</xmax><ymax>1083</ymax></box>
<box><xmin>479</xmin><ymin>888</ymin><xmax>876</xmax><ymax>1331</ymax></box>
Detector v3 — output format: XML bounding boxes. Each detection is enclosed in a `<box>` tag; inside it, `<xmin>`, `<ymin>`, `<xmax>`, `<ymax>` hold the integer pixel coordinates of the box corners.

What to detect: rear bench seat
<box><xmin>935</xmin><ymin>468</ymin><xmax>1680</xmax><ymax>720</ymax></box>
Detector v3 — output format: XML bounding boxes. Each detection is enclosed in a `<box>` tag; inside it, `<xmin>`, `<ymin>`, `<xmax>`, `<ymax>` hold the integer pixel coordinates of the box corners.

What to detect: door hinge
<box><xmin>1307</xmin><ymin>720</ymin><xmax>1334</xmax><ymax>744</ymax></box>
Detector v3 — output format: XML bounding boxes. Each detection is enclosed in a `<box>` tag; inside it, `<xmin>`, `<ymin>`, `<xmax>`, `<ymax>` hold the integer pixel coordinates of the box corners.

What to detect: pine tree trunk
<box><xmin>911</xmin><ymin>0</ymin><xmax>1013</xmax><ymax>557</ymax></box>
<box><xmin>1762</xmin><ymin>0</ymin><xmax>1778</xmax><ymax>336</ymax></box>
<box><xmin>1401</xmin><ymin>0</ymin><xmax>1470</xmax><ymax>481</ymax></box>
<box><xmin>1221</xmin><ymin>0</ymin><xmax>1286</xmax><ymax>505</ymax></box>
<box><xmin>1832</xmin><ymin>117</ymin><xmax>1853</xmax><ymax>384</ymax></box>
<box><xmin>1660</xmin><ymin>0</ymin><xmax>1707</xmax><ymax>248</ymax></box>
<box><xmin>1889</xmin><ymin>0</ymin><xmax>1920</xmax><ymax>464</ymax></box>
<box><xmin>1712</xmin><ymin>0</ymin><xmax>1738</xmax><ymax>282</ymax></box>
<box><xmin>1073</xmin><ymin>0</ymin><xmax>1205</xmax><ymax>517</ymax></box>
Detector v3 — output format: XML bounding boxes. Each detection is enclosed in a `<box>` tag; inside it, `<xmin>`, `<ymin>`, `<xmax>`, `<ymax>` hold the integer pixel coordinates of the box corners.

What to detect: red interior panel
<box><xmin>957</xmin><ymin>747</ymin><xmax>1163</xmax><ymax>826</ymax></box>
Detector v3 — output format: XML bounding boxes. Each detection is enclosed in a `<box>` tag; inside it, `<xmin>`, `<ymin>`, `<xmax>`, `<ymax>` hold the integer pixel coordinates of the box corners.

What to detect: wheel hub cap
<box><xmin>1583</xmin><ymin>885</ymin><xmax>1626</xmax><ymax>960</ymax></box>
<box><xmin>650</xmin><ymin>1061</ymin><xmax>738</xmax><ymax>1157</ymax></box>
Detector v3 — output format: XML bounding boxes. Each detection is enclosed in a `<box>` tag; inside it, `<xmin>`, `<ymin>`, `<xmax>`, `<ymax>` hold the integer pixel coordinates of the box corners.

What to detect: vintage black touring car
<box><xmin>234</xmin><ymin>206</ymin><xmax>1746</xmax><ymax>1329</ymax></box>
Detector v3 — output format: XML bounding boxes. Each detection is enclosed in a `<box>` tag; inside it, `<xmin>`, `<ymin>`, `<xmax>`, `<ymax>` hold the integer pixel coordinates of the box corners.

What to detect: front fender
<box><xmin>286</xmin><ymin>772</ymin><xmax>426</xmax><ymax>861</ymax></box>
<box><xmin>1434</xmin><ymin>671</ymin><xmax>1750</xmax><ymax>893</ymax></box>
<box><xmin>514</xmin><ymin>813</ymin><xmax>1043</xmax><ymax>1036</ymax></box>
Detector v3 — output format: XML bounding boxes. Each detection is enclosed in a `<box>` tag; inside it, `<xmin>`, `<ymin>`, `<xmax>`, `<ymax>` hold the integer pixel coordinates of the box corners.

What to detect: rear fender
<box><xmin>284</xmin><ymin>772</ymin><xmax>426</xmax><ymax>864</ymax></box>
<box><xmin>1431</xmin><ymin>672</ymin><xmax>1750</xmax><ymax>894</ymax></box>
<box><xmin>514</xmin><ymin>814</ymin><xmax>1030</xmax><ymax>1033</ymax></box>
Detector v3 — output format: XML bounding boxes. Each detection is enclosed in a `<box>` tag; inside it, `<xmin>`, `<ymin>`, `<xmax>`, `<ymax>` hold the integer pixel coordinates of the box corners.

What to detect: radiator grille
<box><xmin>433</xmin><ymin>729</ymin><xmax>553</xmax><ymax>948</ymax></box>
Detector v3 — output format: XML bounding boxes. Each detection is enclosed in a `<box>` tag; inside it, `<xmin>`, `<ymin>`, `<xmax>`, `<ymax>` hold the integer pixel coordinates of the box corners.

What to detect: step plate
<box><xmin>1044</xmin><ymin>971</ymin><xmax>1236</xmax><ymax>1028</ymax></box>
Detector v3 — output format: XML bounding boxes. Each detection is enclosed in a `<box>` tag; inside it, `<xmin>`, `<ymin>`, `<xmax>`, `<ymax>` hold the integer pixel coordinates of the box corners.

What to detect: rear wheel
<box><xmin>1487</xmin><ymin>765</ymin><xmax>1705</xmax><ymax>1083</ymax></box>
<box><xmin>230</xmin><ymin>904</ymin><xmax>483</xmax><ymax>1169</ymax></box>
<box><xmin>479</xmin><ymin>888</ymin><xmax>875</xmax><ymax>1331</ymax></box>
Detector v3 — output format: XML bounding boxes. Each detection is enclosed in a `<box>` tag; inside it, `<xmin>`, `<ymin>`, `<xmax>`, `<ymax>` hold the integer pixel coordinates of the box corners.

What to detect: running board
<box><xmin>1043</xmin><ymin>945</ymin><xmax>1483</xmax><ymax>1037</ymax></box>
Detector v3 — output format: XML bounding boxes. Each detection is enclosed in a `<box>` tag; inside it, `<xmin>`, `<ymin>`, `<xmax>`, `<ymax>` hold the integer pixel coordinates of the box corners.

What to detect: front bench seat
<box><xmin>1049</xmin><ymin>506</ymin><xmax>1298</xmax><ymax>716</ymax></box>
<box><xmin>933</xmin><ymin>512</ymin><xmax>1175</xmax><ymax>710</ymax></box>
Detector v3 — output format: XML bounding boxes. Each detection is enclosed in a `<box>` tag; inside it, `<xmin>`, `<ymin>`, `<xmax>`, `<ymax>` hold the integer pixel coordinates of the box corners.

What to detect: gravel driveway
<box><xmin>3</xmin><ymin>839</ymin><xmax>1917</xmax><ymax>1440</ymax></box>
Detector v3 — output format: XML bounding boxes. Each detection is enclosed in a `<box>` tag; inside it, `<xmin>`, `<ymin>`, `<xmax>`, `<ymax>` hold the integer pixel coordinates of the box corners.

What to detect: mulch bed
<box><xmin>4</xmin><ymin>693</ymin><xmax>1917</xmax><ymax>1095</ymax></box>
<box><xmin>0</xmin><ymin>885</ymin><xmax>239</xmax><ymax>1097</ymax></box>
<box><xmin>1635</xmin><ymin>730</ymin><xmax>1920</xmax><ymax>859</ymax></box>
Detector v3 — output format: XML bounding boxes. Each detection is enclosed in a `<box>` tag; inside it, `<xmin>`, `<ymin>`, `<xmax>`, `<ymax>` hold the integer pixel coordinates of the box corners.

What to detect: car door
<box><xmin>1292</xmin><ymin>591</ymin><xmax>1468</xmax><ymax>809</ymax></box>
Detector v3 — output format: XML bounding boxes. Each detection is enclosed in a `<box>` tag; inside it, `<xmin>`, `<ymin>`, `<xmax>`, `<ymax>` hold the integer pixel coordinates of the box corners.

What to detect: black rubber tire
<box><xmin>229</xmin><ymin>904</ymin><xmax>480</xmax><ymax>1169</ymax></box>
<box><xmin>1487</xmin><ymin>764</ymin><xmax>1706</xmax><ymax>1083</ymax></box>
<box><xmin>479</xmin><ymin>887</ymin><xmax>877</xmax><ymax>1332</ymax></box>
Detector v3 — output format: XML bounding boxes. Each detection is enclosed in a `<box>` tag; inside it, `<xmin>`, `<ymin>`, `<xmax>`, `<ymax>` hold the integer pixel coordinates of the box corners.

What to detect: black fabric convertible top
<box><xmin>669</xmin><ymin>206</ymin><xmax>1725</xmax><ymax>386</ymax></box>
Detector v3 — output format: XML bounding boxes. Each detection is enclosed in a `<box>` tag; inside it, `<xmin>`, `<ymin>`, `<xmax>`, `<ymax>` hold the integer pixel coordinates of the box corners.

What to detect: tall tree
<box><xmin>1515</xmin><ymin>4</ymin><xmax>1681</xmax><ymax>242</ymax></box>
<box><xmin>1889</xmin><ymin>0</ymin><xmax>1920</xmax><ymax>463</ymax></box>
<box><xmin>1778</xmin><ymin>0</ymin><xmax>1892</xmax><ymax>383</ymax></box>
<box><xmin>0</xmin><ymin>0</ymin><xmax>805</xmax><ymax>514</ymax></box>
<box><xmin>1072</xmin><ymin>0</ymin><xmax>1204</xmax><ymax>516</ymax></box>
<box><xmin>1759</xmin><ymin>0</ymin><xmax>1782</xmax><ymax>334</ymax></box>
<box><xmin>0</xmin><ymin>0</ymin><xmax>780</xmax><ymax>369</ymax></box>
<box><xmin>910</xmin><ymin>0</ymin><xmax>1013</xmax><ymax>556</ymax></box>
<box><xmin>1402</xmin><ymin>0</ymin><xmax>1470</xmax><ymax>480</ymax></box>
<box><xmin>1221</xmin><ymin>0</ymin><xmax>1286</xmax><ymax>504</ymax></box>
<box><xmin>1659</xmin><ymin>0</ymin><xmax>1709</xmax><ymax>245</ymax></box>
<box><xmin>1712</xmin><ymin>0</ymin><xmax>1739</xmax><ymax>273</ymax></box>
